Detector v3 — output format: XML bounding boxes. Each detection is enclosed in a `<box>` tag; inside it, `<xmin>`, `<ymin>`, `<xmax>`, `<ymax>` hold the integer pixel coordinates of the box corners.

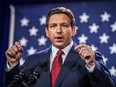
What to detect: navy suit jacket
<box><xmin>4</xmin><ymin>43</ymin><xmax>115</xmax><ymax>87</ymax></box>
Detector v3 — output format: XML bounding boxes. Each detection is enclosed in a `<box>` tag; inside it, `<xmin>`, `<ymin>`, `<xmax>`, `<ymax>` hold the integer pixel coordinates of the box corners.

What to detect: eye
<box><xmin>61</xmin><ymin>24</ymin><xmax>69</xmax><ymax>28</ymax></box>
<box><xmin>49</xmin><ymin>24</ymin><xmax>57</xmax><ymax>28</ymax></box>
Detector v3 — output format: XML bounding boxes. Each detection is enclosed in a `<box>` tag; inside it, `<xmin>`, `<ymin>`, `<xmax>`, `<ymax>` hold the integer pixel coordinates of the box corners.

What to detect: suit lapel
<box><xmin>40</xmin><ymin>48</ymin><xmax>51</xmax><ymax>87</ymax></box>
<box><xmin>55</xmin><ymin>43</ymin><xmax>80</xmax><ymax>87</ymax></box>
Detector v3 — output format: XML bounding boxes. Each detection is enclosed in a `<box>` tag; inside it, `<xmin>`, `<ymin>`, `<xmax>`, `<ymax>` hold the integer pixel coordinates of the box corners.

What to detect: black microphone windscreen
<box><xmin>20</xmin><ymin>69</ymin><xmax>30</xmax><ymax>77</ymax></box>
<box><xmin>33</xmin><ymin>67</ymin><xmax>43</xmax><ymax>75</ymax></box>
<box><xmin>25</xmin><ymin>66</ymin><xmax>43</xmax><ymax>87</ymax></box>
<box><xmin>8</xmin><ymin>69</ymin><xmax>30</xmax><ymax>87</ymax></box>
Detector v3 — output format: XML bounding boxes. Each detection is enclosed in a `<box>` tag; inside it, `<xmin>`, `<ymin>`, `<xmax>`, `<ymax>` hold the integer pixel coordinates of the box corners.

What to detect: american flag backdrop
<box><xmin>9</xmin><ymin>1</ymin><xmax>116</xmax><ymax>81</ymax></box>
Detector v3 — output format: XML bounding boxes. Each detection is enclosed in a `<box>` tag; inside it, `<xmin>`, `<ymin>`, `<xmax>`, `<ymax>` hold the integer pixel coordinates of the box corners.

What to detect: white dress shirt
<box><xmin>50</xmin><ymin>41</ymin><xmax>73</xmax><ymax>71</ymax></box>
<box><xmin>50</xmin><ymin>40</ymin><xmax>95</xmax><ymax>72</ymax></box>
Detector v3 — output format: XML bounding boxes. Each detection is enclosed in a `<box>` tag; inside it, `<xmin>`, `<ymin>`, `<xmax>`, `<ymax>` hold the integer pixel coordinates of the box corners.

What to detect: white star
<box><xmin>19</xmin><ymin>37</ymin><xmax>28</xmax><ymax>47</ymax></box>
<box><xmin>20</xmin><ymin>58</ymin><xmax>25</xmax><ymax>65</ymax></box>
<box><xmin>102</xmin><ymin>55</ymin><xmax>108</xmax><ymax>65</ymax></box>
<box><xmin>109</xmin><ymin>43</ymin><xmax>116</xmax><ymax>54</ymax></box>
<box><xmin>90</xmin><ymin>44</ymin><xmax>98</xmax><ymax>51</ymax></box>
<box><xmin>78</xmin><ymin>34</ymin><xmax>88</xmax><ymax>44</ymax></box>
<box><xmin>89</xmin><ymin>23</ymin><xmax>99</xmax><ymax>33</ymax></box>
<box><xmin>29</xmin><ymin>26</ymin><xmax>38</xmax><ymax>36</ymax></box>
<box><xmin>99</xmin><ymin>33</ymin><xmax>109</xmax><ymax>44</ymax></box>
<box><xmin>27</xmin><ymin>47</ymin><xmax>36</xmax><ymax>55</ymax></box>
<box><xmin>79</xmin><ymin>12</ymin><xmax>90</xmax><ymax>23</ymax></box>
<box><xmin>20</xmin><ymin>17</ymin><xmax>30</xmax><ymax>27</ymax></box>
<box><xmin>100</xmin><ymin>12</ymin><xmax>111</xmax><ymax>22</ymax></box>
<box><xmin>110</xmin><ymin>22</ymin><xmax>116</xmax><ymax>32</ymax></box>
<box><xmin>38</xmin><ymin>36</ymin><xmax>47</xmax><ymax>46</ymax></box>
<box><xmin>39</xmin><ymin>15</ymin><xmax>46</xmax><ymax>25</ymax></box>
<box><xmin>109</xmin><ymin>66</ymin><xmax>116</xmax><ymax>77</ymax></box>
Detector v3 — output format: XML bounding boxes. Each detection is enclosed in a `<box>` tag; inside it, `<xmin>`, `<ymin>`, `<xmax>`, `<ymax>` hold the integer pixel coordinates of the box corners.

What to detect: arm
<box><xmin>4</xmin><ymin>42</ymin><xmax>23</xmax><ymax>86</ymax></box>
<box><xmin>4</xmin><ymin>63</ymin><xmax>20</xmax><ymax>86</ymax></box>
<box><xmin>75</xmin><ymin>44</ymin><xmax>115</xmax><ymax>87</ymax></box>
<box><xmin>89</xmin><ymin>52</ymin><xmax>115</xmax><ymax>87</ymax></box>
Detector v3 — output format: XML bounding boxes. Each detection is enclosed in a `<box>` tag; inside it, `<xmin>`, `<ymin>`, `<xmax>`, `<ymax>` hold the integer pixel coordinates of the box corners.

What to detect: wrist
<box><xmin>86</xmin><ymin>60</ymin><xmax>96</xmax><ymax>68</ymax></box>
<box><xmin>8</xmin><ymin>60</ymin><xmax>19</xmax><ymax>68</ymax></box>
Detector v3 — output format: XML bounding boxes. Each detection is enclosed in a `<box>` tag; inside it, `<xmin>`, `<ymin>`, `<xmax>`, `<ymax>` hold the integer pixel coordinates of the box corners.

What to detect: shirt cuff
<box><xmin>86</xmin><ymin>63</ymin><xmax>95</xmax><ymax>73</ymax></box>
<box><xmin>6</xmin><ymin>61</ymin><xmax>18</xmax><ymax>71</ymax></box>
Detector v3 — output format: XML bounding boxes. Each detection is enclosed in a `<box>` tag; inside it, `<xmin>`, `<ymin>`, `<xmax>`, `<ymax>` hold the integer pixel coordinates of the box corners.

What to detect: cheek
<box><xmin>48</xmin><ymin>31</ymin><xmax>55</xmax><ymax>39</ymax></box>
<box><xmin>64</xmin><ymin>30</ymin><xmax>73</xmax><ymax>37</ymax></box>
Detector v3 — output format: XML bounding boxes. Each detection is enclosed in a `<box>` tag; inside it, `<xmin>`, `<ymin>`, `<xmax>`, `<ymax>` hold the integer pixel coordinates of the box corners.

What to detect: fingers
<box><xmin>74</xmin><ymin>44</ymin><xmax>95</xmax><ymax>68</ymax></box>
<box><xmin>6</xmin><ymin>41</ymin><xmax>23</xmax><ymax>58</ymax></box>
<box><xmin>8</xmin><ymin>46</ymin><xmax>17</xmax><ymax>57</ymax></box>
<box><xmin>15</xmin><ymin>42</ymin><xmax>23</xmax><ymax>52</ymax></box>
<box><xmin>79</xmin><ymin>48</ymin><xmax>91</xmax><ymax>59</ymax></box>
<box><xmin>74</xmin><ymin>44</ymin><xmax>92</xmax><ymax>59</ymax></box>
<box><xmin>5</xmin><ymin>41</ymin><xmax>23</xmax><ymax>67</ymax></box>
<box><xmin>74</xmin><ymin>44</ymin><xmax>91</xmax><ymax>51</ymax></box>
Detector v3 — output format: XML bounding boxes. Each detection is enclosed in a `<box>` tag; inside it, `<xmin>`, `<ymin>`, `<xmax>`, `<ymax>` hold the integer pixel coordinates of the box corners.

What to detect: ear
<box><xmin>72</xmin><ymin>26</ymin><xmax>76</xmax><ymax>37</ymax></box>
<box><xmin>45</xmin><ymin>27</ymin><xmax>49</xmax><ymax>37</ymax></box>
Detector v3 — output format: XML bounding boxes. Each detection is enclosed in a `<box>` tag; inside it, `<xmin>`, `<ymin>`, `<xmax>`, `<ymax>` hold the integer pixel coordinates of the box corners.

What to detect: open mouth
<box><xmin>55</xmin><ymin>37</ymin><xmax>64</xmax><ymax>42</ymax></box>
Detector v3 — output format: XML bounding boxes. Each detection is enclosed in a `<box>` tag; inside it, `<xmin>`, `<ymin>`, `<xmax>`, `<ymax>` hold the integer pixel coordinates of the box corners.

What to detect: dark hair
<box><xmin>46</xmin><ymin>7</ymin><xmax>75</xmax><ymax>28</ymax></box>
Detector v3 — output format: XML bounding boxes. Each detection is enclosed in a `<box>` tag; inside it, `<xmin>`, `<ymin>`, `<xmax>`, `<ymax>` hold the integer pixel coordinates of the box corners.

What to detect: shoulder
<box><xmin>29</xmin><ymin>47</ymin><xmax>50</xmax><ymax>58</ymax></box>
<box><xmin>23</xmin><ymin>47</ymin><xmax>51</xmax><ymax>68</ymax></box>
<box><xmin>94</xmin><ymin>51</ymin><xmax>103</xmax><ymax>60</ymax></box>
<box><xmin>94</xmin><ymin>51</ymin><xmax>106</xmax><ymax>65</ymax></box>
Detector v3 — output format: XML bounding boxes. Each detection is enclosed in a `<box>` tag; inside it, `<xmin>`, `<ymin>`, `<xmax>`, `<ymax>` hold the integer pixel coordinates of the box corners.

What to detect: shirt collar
<box><xmin>51</xmin><ymin>40</ymin><xmax>74</xmax><ymax>58</ymax></box>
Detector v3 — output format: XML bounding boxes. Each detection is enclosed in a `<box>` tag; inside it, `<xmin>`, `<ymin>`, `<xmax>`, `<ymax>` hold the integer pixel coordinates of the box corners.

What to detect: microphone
<box><xmin>24</xmin><ymin>66</ymin><xmax>43</xmax><ymax>87</ymax></box>
<box><xmin>8</xmin><ymin>69</ymin><xmax>30</xmax><ymax>87</ymax></box>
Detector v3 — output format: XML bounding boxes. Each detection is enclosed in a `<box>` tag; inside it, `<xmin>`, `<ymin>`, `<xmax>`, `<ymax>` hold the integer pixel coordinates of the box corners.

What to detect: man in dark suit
<box><xmin>5</xmin><ymin>7</ymin><xmax>115</xmax><ymax>87</ymax></box>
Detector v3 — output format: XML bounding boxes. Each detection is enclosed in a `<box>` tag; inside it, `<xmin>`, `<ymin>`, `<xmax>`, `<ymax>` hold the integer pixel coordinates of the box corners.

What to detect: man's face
<box><xmin>45</xmin><ymin>14</ymin><xmax>76</xmax><ymax>49</ymax></box>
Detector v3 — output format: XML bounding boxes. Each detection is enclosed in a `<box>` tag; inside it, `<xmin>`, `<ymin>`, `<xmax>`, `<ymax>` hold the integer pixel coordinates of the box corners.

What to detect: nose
<box><xmin>56</xmin><ymin>26</ymin><xmax>62</xmax><ymax>33</ymax></box>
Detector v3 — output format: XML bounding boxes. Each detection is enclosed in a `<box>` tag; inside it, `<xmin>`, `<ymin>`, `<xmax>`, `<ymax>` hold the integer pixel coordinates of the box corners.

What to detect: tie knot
<box><xmin>57</xmin><ymin>49</ymin><xmax>64</xmax><ymax>56</ymax></box>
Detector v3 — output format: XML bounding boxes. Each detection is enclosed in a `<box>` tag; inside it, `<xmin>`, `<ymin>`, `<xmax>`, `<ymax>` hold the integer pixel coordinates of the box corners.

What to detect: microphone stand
<box><xmin>8</xmin><ymin>69</ymin><xmax>30</xmax><ymax>87</ymax></box>
<box><xmin>23</xmin><ymin>66</ymin><xmax>43</xmax><ymax>87</ymax></box>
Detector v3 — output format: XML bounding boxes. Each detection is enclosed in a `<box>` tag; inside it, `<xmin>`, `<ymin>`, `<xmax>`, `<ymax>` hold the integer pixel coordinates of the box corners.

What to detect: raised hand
<box><xmin>5</xmin><ymin>42</ymin><xmax>23</xmax><ymax>67</ymax></box>
<box><xmin>74</xmin><ymin>44</ymin><xmax>95</xmax><ymax>68</ymax></box>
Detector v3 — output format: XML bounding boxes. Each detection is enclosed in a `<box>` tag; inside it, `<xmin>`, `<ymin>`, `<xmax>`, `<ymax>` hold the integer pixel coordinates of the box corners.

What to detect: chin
<box><xmin>53</xmin><ymin>43</ymin><xmax>65</xmax><ymax>49</ymax></box>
